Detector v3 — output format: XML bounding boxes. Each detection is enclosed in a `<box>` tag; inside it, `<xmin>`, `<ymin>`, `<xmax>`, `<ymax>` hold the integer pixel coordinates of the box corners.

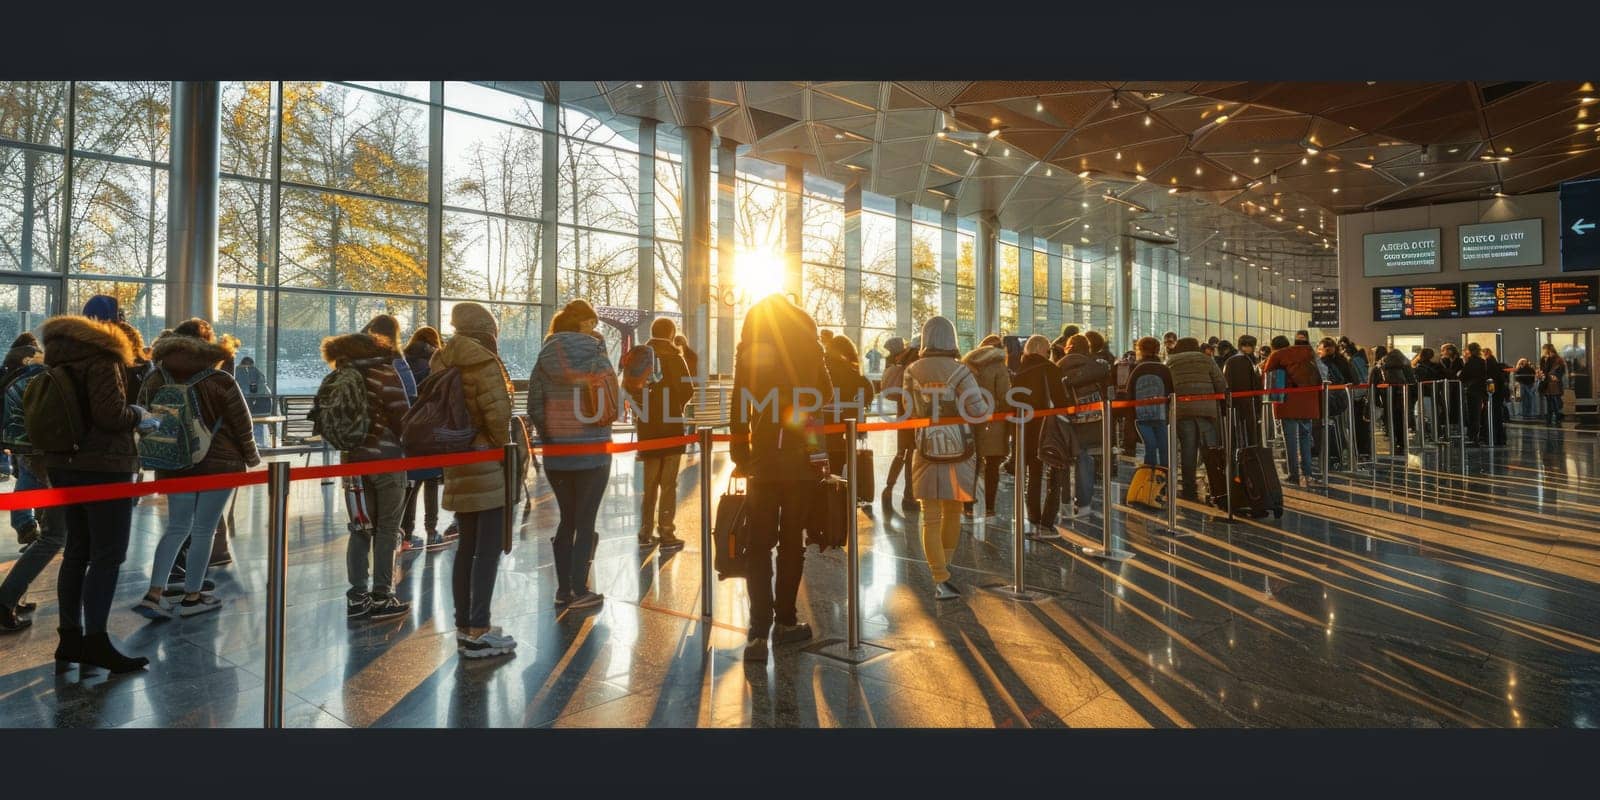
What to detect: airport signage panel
<box><xmin>1463</xmin><ymin>278</ymin><xmax>1537</xmax><ymax>317</ymax></box>
<box><xmin>1561</xmin><ymin>177</ymin><xmax>1600</xmax><ymax>271</ymax></box>
<box><xmin>1373</xmin><ymin>283</ymin><xmax>1461</xmax><ymax>321</ymax></box>
<box><xmin>1537</xmin><ymin>276</ymin><xmax>1600</xmax><ymax>315</ymax></box>
<box><xmin>1310</xmin><ymin>288</ymin><xmax>1339</xmax><ymax>329</ymax></box>
<box><xmin>1363</xmin><ymin>228</ymin><xmax>1441</xmax><ymax>277</ymax></box>
<box><xmin>1458</xmin><ymin>218</ymin><xmax>1543</xmax><ymax>270</ymax></box>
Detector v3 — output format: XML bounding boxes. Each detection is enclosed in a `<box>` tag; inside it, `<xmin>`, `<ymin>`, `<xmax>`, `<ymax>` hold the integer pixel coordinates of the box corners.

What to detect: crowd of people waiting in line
<box><xmin>0</xmin><ymin>289</ymin><xmax>1574</xmax><ymax>672</ymax></box>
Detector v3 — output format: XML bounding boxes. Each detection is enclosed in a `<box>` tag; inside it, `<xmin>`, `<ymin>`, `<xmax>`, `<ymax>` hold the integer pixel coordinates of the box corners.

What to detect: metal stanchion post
<box><xmin>1163</xmin><ymin>394</ymin><xmax>1180</xmax><ymax>535</ymax></box>
<box><xmin>263</xmin><ymin>461</ymin><xmax>290</xmax><ymax>730</ymax></box>
<box><xmin>1319</xmin><ymin>382</ymin><xmax>1330</xmax><ymax>485</ymax></box>
<box><xmin>814</xmin><ymin>420</ymin><xmax>893</xmax><ymax>661</ymax></box>
<box><xmin>1082</xmin><ymin>396</ymin><xmax>1132</xmax><ymax>561</ymax></box>
<box><xmin>1487</xmin><ymin>383</ymin><xmax>1497</xmax><ymax>449</ymax></box>
<box><xmin>980</xmin><ymin>415</ymin><xmax>1048</xmax><ymax>601</ymax></box>
<box><xmin>1222</xmin><ymin>400</ymin><xmax>1236</xmax><ymax>523</ymax></box>
<box><xmin>501</xmin><ymin>443</ymin><xmax>517</xmax><ymax>533</ymax></box>
<box><xmin>1453</xmin><ymin>380</ymin><xmax>1466</xmax><ymax>442</ymax></box>
<box><xmin>1401</xmin><ymin>382</ymin><xmax>1412</xmax><ymax>454</ymax></box>
<box><xmin>697</xmin><ymin>427</ymin><xmax>713</xmax><ymax>620</ymax></box>
<box><xmin>1347</xmin><ymin>386</ymin><xmax>1367</xmax><ymax>473</ymax></box>
<box><xmin>844</xmin><ymin>419</ymin><xmax>861</xmax><ymax>649</ymax></box>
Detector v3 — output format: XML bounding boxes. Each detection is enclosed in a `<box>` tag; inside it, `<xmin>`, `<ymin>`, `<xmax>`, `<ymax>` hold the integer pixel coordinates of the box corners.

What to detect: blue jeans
<box><xmin>1519</xmin><ymin>389</ymin><xmax>1537</xmax><ymax>418</ymax></box>
<box><xmin>547</xmin><ymin>464</ymin><xmax>610</xmax><ymax>595</ymax></box>
<box><xmin>1282</xmin><ymin>419</ymin><xmax>1315</xmax><ymax>479</ymax></box>
<box><xmin>0</xmin><ymin>459</ymin><xmax>63</xmax><ymax>609</ymax></box>
<box><xmin>1137</xmin><ymin>420</ymin><xmax>1168</xmax><ymax>467</ymax></box>
<box><xmin>152</xmin><ymin>488</ymin><xmax>236</xmax><ymax>594</ymax></box>
<box><xmin>10</xmin><ymin>459</ymin><xmax>42</xmax><ymax>532</ymax></box>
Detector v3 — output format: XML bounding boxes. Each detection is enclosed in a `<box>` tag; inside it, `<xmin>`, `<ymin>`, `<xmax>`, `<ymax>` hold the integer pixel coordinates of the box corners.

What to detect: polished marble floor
<box><xmin>2</xmin><ymin>422</ymin><xmax>1599</xmax><ymax>729</ymax></box>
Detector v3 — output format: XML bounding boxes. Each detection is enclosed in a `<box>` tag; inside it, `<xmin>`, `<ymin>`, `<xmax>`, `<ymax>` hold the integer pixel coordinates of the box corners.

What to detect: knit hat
<box><xmin>450</xmin><ymin>302</ymin><xmax>498</xmax><ymax>337</ymax></box>
<box><xmin>82</xmin><ymin>294</ymin><xmax>120</xmax><ymax>322</ymax></box>
<box><xmin>10</xmin><ymin>332</ymin><xmax>38</xmax><ymax>350</ymax></box>
<box><xmin>883</xmin><ymin>337</ymin><xmax>906</xmax><ymax>356</ymax></box>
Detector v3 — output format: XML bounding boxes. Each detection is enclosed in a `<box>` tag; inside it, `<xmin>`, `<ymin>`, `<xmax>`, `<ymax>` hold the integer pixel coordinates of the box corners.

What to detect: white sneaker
<box><xmin>459</xmin><ymin>628</ymin><xmax>517</xmax><ymax>659</ymax></box>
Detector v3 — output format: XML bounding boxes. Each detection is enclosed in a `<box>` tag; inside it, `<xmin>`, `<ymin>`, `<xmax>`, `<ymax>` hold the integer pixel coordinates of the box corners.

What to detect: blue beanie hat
<box><xmin>82</xmin><ymin>294</ymin><xmax>120</xmax><ymax>323</ymax></box>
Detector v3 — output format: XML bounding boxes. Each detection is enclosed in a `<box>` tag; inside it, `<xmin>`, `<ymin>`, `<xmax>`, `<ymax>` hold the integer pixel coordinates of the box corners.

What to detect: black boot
<box><xmin>55</xmin><ymin>627</ymin><xmax>84</xmax><ymax>666</ymax></box>
<box><xmin>79</xmin><ymin>632</ymin><xmax>148</xmax><ymax>673</ymax></box>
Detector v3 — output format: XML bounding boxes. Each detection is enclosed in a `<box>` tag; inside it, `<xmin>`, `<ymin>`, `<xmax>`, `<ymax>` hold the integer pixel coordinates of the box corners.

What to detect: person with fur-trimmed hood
<box><xmin>134</xmin><ymin>319</ymin><xmax>260</xmax><ymax>621</ymax></box>
<box><xmin>39</xmin><ymin>295</ymin><xmax>159</xmax><ymax>672</ymax></box>
<box><xmin>321</xmin><ymin>326</ymin><xmax>413</xmax><ymax>623</ymax></box>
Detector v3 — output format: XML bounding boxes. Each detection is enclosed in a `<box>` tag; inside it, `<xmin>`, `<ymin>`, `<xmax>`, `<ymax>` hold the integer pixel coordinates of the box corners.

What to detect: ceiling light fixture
<box><xmin>987</xmin><ymin>128</ymin><xmax>1001</xmax><ymax>139</ymax></box>
<box><xmin>1583</xmin><ymin>97</ymin><xmax>1598</xmax><ymax>105</ymax></box>
<box><xmin>1301</xmin><ymin>157</ymin><xmax>1309</xmax><ymax>165</ymax></box>
<box><xmin>1331</xmin><ymin>187</ymin><xmax>1340</xmax><ymax>193</ymax></box>
<box><xmin>1045</xmin><ymin>168</ymin><xmax>1053</xmax><ymax>177</ymax></box>
<box><xmin>1081</xmin><ymin>237</ymin><xmax>1090</xmax><ymax>244</ymax></box>
<box><xmin>1110</xmin><ymin>91</ymin><xmax>1121</xmax><ymax>110</ymax></box>
<box><xmin>1305</xmin><ymin>146</ymin><xmax>1320</xmax><ymax>155</ymax></box>
<box><xmin>1135</xmin><ymin>173</ymin><xmax>1147</xmax><ymax>181</ymax></box>
<box><xmin>1251</xmin><ymin>155</ymin><xmax>1261</xmax><ymax>165</ymax></box>
<box><xmin>1168</xmin><ymin>187</ymin><xmax>1178</xmax><ymax>194</ymax></box>
<box><xmin>1195</xmin><ymin>166</ymin><xmax>1203</xmax><ymax>175</ymax></box>
<box><xmin>1215</xmin><ymin>114</ymin><xmax>1229</xmax><ymax>124</ymax></box>
<box><xmin>1078</xmin><ymin>170</ymin><xmax>1090</xmax><ymax>178</ymax></box>
<box><xmin>1036</xmin><ymin>98</ymin><xmax>1045</xmax><ymax>112</ymax></box>
<box><xmin>1145</xmin><ymin>115</ymin><xmax>1153</xmax><ymax>126</ymax></box>
<box><xmin>936</xmin><ymin>131</ymin><xmax>947</xmax><ymax>139</ymax></box>
<box><xmin>1115</xmin><ymin>151</ymin><xmax>1123</xmax><ymax>160</ymax></box>
<box><xmin>1357</xmin><ymin>161</ymin><xmax>1374</xmax><ymax>168</ymax></box>
<box><xmin>834</xmin><ymin>133</ymin><xmax>844</xmax><ymax>140</ymax></box>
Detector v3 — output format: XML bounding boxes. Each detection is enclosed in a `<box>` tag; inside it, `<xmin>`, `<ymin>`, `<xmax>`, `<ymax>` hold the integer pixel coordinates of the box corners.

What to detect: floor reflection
<box><xmin>2</xmin><ymin>424</ymin><xmax>1599</xmax><ymax>728</ymax></box>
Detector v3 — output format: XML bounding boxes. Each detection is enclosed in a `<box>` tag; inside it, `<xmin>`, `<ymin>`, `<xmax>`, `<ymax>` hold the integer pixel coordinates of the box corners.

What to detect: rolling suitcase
<box><xmin>806</xmin><ymin>475</ymin><xmax>852</xmax><ymax>552</ymax></box>
<box><xmin>853</xmin><ymin>448</ymin><xmax>875</xmax><ymax>503</ymax></box>
<box><xmin>1233</xmin><ymin>445</ymin><xmax>1284</xmax><ymax>518</ymax></box>
<box><xmin>713</xmin><ymin>476</ymin><xmax>752</xmax><ymax>580</ymax></box>
<box><xmin>1202</xmin><ymin>445</ymin><xmax>1229</xmax><ymax>507</ymax></box>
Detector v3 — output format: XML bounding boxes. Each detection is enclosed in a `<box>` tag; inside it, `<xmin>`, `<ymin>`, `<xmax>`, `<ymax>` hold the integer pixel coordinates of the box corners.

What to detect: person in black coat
<box><xmin>1223</xmin><ymin>334</ymin><xmax>1261</xmax><ymax>447</ymax></box>
<box><xmin>1460</xmin><ymin>342</ymin><xmax>1489</xmax><ymax>445</ymax></box>
<box><xmin>1011</xmin><ymin>336</ymin><xmax>1068</xmax><ymax>531</ymax></box>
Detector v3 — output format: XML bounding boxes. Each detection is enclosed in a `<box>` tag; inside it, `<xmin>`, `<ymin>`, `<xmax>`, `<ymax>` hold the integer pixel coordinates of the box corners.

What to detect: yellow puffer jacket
<box><xmin>433</xmin><ymin>334</ymin><xmax>513</xmax><ymax>513</ymax></box>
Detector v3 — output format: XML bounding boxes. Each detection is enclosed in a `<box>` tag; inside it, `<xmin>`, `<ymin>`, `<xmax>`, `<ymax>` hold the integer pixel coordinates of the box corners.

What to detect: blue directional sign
<box><xmin>1561</xmin><ymin>177</ymin><xmax>1600</xmax><ymax>272</ymax></box>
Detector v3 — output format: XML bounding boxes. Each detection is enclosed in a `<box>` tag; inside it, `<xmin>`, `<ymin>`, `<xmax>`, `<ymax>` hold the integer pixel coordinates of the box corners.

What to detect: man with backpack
<box><xmin>317</xmin><ymin>328</ymin><xmax>413</xmax><ymax>621</ymax></box>
<box><xmin>626</xmin><ymin>317</ymin><xmax>692</xmax><ymax>551</ymax></box>
<box><xmin>0</xmin><ymin>333</ymin><xmax>59</xmax><ymax>633</ymax></box>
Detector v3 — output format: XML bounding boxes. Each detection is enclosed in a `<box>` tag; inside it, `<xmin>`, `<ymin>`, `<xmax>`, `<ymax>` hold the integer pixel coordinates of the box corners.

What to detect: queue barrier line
<box><xmin>0</xmin><ymin>383</ymin><xmax>1381</xmax><ymax>513</ymax></box>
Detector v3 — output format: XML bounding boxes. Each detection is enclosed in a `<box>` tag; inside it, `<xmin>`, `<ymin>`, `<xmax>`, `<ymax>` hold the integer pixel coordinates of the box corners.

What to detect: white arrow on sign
<box><xmin>1574</xmin><ymin>218</ymin><xmax>1596</xmax><ymax>235</ymax></box>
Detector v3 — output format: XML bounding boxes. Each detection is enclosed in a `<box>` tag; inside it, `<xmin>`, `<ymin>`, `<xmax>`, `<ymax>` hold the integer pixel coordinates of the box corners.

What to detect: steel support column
<box><xmin>165</xmin><ymin>81</ymin><xmax>221</xmax><ymax>326</ymax></box>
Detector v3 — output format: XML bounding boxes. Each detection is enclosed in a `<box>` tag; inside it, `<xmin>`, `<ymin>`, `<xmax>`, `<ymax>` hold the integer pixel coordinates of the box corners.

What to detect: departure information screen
<box><xmin>1537</xmin><ymin>276</ymin><xmax>1600</xmax><ymax>315</ymax></box>
<box><xmin>1374</xmin><ymin>284</ymin><xmax>1462</xmax><ymax>321</ymax></box>
<box><xmin>1464</xmin><ymin>278</ymin><xmax>1538</xmax><ymax>317</ymax></box>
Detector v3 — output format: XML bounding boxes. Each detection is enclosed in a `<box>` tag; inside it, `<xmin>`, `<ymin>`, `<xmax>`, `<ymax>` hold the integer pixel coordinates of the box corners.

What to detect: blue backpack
<box><xmin>138</xmin><ymin>367</ymin><xmax>224</xmax><ymax>471</ymax></box>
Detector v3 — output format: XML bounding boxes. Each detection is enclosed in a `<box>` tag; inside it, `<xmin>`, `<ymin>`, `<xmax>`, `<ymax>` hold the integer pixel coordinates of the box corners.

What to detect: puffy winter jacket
<box><xmin>434</xmin><ymin>334</ymin><xmax>513</xmax><ymax>512</ymax></box>
<box><xmin>961</xmin><ymin>345</ymin><xmax>1010</xmax><ymax>458</ymax></box>
<box><xmin>1058</xmin><ymin>351</ymin><xmax>1108</xmax><ymax>452</ymax></box>
<box><xmin>320</xmin><ymin>332</ymin><xmax>411</xmax><ymax>462</ymax></box>
<box><xmin>1126</xmin><ymin>359</ymin><xmax>1173</xmax><ymax>423</ymax></box>
<box><xmin>1261</xmin><ymin>345</ymin><xmax>1322</xmax><ymax>420</ymax></box>
<box><xmin>527</xmin><ymin>331</ymin><xmax>617</xmax><ymax>472</ymax></box>
<box><xmin>38</xmin><ymin>316</ymin><xmax>142</xmax><ymax>473</ymax></box>
<box><xmin>904</xmin><ymin>317</ymin><xmax>991</xmax><ymax>501</ymax></box>
<box><xmin>1166</xmin><ymin>350</ymin><xmax>1226</xmax><ymax>420</ymax></box>
<box><xmin>139</xmin><ymin>334</ymin><xmax>261</xmax><ymax>478</ymax></box>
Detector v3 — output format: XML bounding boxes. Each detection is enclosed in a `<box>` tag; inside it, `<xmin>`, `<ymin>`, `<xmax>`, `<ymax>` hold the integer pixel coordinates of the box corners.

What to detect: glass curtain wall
<box><xmin>2</xmin><ymin>80</ymin><xmax>1309</xmax><ymax>392</ymax></box>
